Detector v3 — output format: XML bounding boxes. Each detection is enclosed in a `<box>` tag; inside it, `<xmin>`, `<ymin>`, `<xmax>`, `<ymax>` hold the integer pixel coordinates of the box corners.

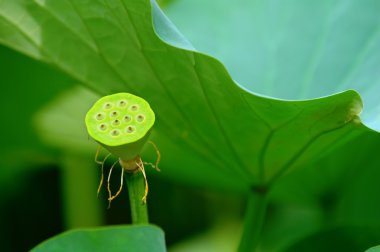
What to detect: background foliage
<box><xmin>0</xmin><ymin>0</ymin><xmax>380</xmax><ymax>251</ymax></box>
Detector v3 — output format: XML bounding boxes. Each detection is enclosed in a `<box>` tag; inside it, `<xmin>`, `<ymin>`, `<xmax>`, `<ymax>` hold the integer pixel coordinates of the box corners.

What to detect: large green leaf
<box><xmin>31</xmin><ymin>225</ymin><xmax>166</xmax><ymax>252</ymax></box>
<box><xmin>0</xmin><ymin>0</ymin><xmax>378</xmax><ymax>193</ymax></box>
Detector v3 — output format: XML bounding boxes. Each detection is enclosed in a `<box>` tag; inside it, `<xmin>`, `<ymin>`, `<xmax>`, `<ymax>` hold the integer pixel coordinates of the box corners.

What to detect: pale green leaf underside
<box><xmin>31</xmin><ymin>225</ymin><xmax>166</xmax><ymax>252</ymax></box>
<box><xmin>165</xmin><ymin>0</ymin><xmax>380</xmax><ymax>131</ymax></box>
<box><xmin>0</xmin><ymin>0</ymin><xmax>377</xmax><ymax>191</ymax></box>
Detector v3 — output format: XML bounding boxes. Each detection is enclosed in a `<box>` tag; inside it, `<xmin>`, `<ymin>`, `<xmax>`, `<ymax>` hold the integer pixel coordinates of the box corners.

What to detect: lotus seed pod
<box><xmin>85</xmin><ymin>93</ymin><xmax>155</xmax><ymax>161</ymax></box>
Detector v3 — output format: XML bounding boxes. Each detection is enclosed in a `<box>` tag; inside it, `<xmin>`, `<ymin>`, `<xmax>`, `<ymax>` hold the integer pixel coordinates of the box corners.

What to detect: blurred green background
<box><xmin>0</xmin><ymin>43</ymin><xmax>235</xmax><ymax>251</ymax></box>
<box><xmin>1</xmin><ymin>0</ymin><xmax>380</xmax><ymax>251</ymax></box>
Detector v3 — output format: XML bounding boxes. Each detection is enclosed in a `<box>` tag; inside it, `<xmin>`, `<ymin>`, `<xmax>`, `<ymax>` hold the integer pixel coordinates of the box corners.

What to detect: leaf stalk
<box><xmin>238</xmin><ymin>187</ymin><xmax>268</xmax><ymax>252</ymax></box>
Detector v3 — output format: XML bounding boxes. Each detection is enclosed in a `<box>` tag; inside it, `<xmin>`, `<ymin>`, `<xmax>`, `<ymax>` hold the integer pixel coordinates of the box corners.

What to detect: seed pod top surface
<box><xmin>85</xmin><ymin>93</ymin><xmax>155</xmax><ymax>147</ymax></box>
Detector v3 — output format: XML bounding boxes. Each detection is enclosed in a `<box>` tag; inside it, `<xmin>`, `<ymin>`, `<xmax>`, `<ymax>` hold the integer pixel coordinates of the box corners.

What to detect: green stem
<box><xmin>125</xmin><ymin>171</ymin><xmax>149</xmax><ymax>224</ymax></box>
<box><xmin>61</xmin><ymin>153</ymin><xmax>104</xmax><ymax>229</ymax></box>
<box><xmin>238</xmin><ymin>188</ymin><xmax>268</xmax><ymax>252</ymax></box>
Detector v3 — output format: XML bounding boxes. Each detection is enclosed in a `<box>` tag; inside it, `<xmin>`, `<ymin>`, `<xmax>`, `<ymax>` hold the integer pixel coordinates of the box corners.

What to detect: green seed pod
<box><xmin>85</xmin><ymin>93</ymin><xmax>155</xmax><ymax>161</ymax></box>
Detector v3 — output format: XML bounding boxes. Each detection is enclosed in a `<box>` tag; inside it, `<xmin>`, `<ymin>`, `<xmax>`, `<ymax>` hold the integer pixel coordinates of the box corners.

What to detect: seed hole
<box><xmin>112</xmin><ymin>119</ymin><xmax>120</xmax><ymax>126</ymax></box>
<box><xmin>99</xmin><ymin>124</ymin><xmax>107</xmax><ymax>131</ymax></box>
<box><xmin>110</xmin><ymin>111</ymin><xmax>119</xmax><ymax>117</ymax></box>
<box><xmin>104</xmin><ymin>103</ymin><xmax>113</xmax><ymax>110</ymax></box>
<box><xmin>96</xmin><ymin>113</ymin><xmax>105</xmax><ymax>121</ymax></box>
<box><xmin>126</xmin><ymin>126</ymin><xmax>135</xmax><ymax>133</ymax></box>
<box><xmin>124</xmin><ymin>115</ymin><xmax>131</xmax><ymax>122</ymax></box>
<box><xmin>129</xmin><ymin>104</ymin><xmax>139</xmax><ymax>111</ymax></box>
<box><xmin>111</xmin><ymin>129</ymin><xmax>120</xmax><ymax>136</ymax></box>
<box><xmin>118</xmin><ymin>100</ymin><xmax>127</xmax><ymax>107</ymax></box>
<box><xmin>136</xmin><ymin>114</ymin><xmax>145</xmax><ymax>122</ymax></box>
